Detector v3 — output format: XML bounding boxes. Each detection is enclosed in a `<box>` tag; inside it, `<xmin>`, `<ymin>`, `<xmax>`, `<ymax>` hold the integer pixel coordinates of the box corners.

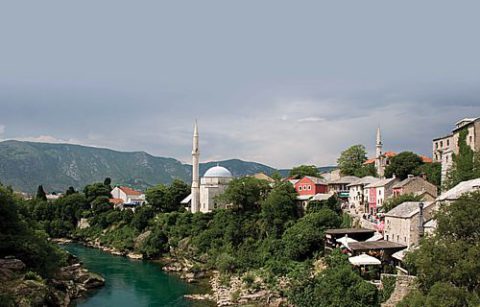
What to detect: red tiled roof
<box><xmin>420</xmin><ymin>155</ymin><xmax>433</xmax><ymax>163</ymax></box>
<box><xmin>119</xmin><ymin>186</ymin><xmax>142</xmax><ymax>196</ymax></box>
<box><xmin>364</xmin><ymin>152</ymin><xmax>432</xmax><ymax>164</ymax></box>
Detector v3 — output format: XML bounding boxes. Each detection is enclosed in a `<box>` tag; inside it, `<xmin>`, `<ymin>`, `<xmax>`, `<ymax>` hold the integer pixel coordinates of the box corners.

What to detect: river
<box><xmin>63</xmin><ymin>244</ymin><xmax>212</xmax><ymax>307</ymax></box>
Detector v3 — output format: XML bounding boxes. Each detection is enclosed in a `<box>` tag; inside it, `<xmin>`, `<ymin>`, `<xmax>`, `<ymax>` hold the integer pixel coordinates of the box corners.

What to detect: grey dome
<box><xmin>203</xmin><ymin>166</ymin><xmax>233</xmax><ymax>178</ymax></box>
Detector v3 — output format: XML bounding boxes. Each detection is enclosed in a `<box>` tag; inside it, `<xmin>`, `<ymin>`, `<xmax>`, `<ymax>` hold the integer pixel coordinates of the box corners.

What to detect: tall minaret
<box><xmin>375</xmin><ymin>127</ymin><xmax>384</xmax><ymax>177</ymax></box>
<box><xmin>191</xmin><ymin>120</ymin><xmax>201</xmax><ymax>213</ymax></box>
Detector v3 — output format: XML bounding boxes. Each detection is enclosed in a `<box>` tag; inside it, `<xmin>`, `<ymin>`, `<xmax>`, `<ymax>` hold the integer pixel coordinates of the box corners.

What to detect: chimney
<box><xmin>418</xmin><ymin>202</ymin><xmax>425</xmax><ymax>239</ymax></box>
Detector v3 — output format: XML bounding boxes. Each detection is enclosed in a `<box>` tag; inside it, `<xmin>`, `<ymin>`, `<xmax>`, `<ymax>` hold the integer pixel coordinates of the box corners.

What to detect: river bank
<box><xmin>0</xmin><ymin>253</ymin><xmax>104</xmax><ymax>307</ymax></box>
<box><xmin>61</xmin><ymin>243</ymin><xmax>213</xmax><ymax>307</ymax></box>
<box><xmin>58</xmin><ymin>237</ymin><xmax>285</xmax><ymax>306</ymax></box>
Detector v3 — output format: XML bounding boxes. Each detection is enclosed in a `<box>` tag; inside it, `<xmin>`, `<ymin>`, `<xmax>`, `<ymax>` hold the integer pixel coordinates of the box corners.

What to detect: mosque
<box><xmin>181</xmin><ymin>121</ymin><xmax>233</xmax><ymax>213</ymax></box>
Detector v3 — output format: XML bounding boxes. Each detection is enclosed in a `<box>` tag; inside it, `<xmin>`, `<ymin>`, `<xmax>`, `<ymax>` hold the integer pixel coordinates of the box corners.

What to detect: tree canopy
<box><xmin>337</xmin><ymin>145</ymin><xmax>368</xmax><ymax>176</ymax></box>
<box><xmin>216</xmin><ymin>177</ymin><xmax>271</xmax><ymax>212</ymax></box>
<box><xmin>385</xmin><ymin>151</ymin><xmax>424</xmax><ymax>180</ymax></box>
<box><xmin>289</xmin><ymin>165</ymin><xmax>321</xmax><ymax>178</ymax></box>
<box><xmin>145</xmin><ymin>179</ymin><xmax>189</xmax><ymax>213</ymax></box>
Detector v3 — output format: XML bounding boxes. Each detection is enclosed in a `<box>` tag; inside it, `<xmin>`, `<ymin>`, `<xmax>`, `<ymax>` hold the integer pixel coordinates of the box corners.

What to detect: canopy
<box><xmin>366</xmin><ymin>232</ymin><xmax>383</xmax><ymax>242</ymax></box>
<box><xmin>348</xmin><ymin>253</ymin><xmax>381</xmax><ymax>266</ymax></box>
<box><xmin>392</xmin><ymin>249</ymin><xmax>407</xmax><ymax>261</ymax></box>
<box><xmin>336</xmin><ymin>235</ymin><xmax>358</xmax><ymax>246</ymax></box>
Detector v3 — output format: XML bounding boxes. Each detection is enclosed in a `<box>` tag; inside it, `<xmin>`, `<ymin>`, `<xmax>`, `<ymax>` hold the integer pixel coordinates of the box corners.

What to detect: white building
<box><xmin>364</xmin><ymin>177</ymin><xmax>399</xmax><ymax>214</ymax></box>
<box><xmin>347</xmin><ymin>176</ymin><xmax>378</xmax><ymax>214</ymax></box>
<box><xmin>182</xmin><ymin>121</ymin><xmax>234</xmax><ymax>213</ymax></box>
<box><xmin>111</xmin><ymin>186</ymin><xmax>145</xmax><ymax>206</ymax></box>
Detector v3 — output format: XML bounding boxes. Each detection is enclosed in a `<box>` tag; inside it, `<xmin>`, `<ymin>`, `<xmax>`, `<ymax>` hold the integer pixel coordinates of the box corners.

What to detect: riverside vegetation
<box><xmin>10</xmin><ymin>176</ymin><xmax>387</xmax><ymax>306</ymax></box>
<box><xmin>0</xmin><ymin>184</ymin><xmax>104</xmax><ymax>307</ymax></box>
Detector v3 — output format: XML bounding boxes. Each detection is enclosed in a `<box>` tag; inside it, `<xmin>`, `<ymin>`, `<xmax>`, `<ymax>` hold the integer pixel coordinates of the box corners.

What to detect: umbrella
<box><xmin>336</xmin><ymin>235</ymin><xmax>358</xmax><ymax>246</ymax></box>
<box><xmin>366</xmin><ymin>232</ymin><xmax>383</xmax><ymax>242</ymax></box>
<box><xmin>349</xmin><ymin>253</ymin><xmax>381</xmax><ymax>266</ymax></box>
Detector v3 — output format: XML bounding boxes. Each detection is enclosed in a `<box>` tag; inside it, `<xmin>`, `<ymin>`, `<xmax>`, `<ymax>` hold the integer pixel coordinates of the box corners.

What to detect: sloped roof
<box><xmin>329</xmin><ymin>176</ymin><xmax>359</xmax><ymax>185</ymax></box>
<box><xmin>364</xmin><ymin>152</ymin><xmax>432</xmax><ymax>164</ymax></box>
<box><xmin>385</xmin><ymin>201</ymin><xmax>433</xmax><ymax>218</ymax></box>
<box><xmin>119</xmin><ymin>186</ymin><xmax>142</xmax><ymax>196</ymax></box>
<box><xmin>365</xmin><ymin>177</ymin><xmax>398</xmax><ymax>188</ymax></box>
<box><xmin>302</xmin><ymin>176</ymin><xmax>328</xmax><ymax>185</ymax></box>
<box><xmin>437</xmin><ymin>178</ymin><xmax>480</xmax><ymax>201</ymax></box>
<box><xmin>109</xmin><ymin>198</ymin><xmax>124</xmax><ymax>205</ymax></box>
<box><xmin>347</xmin><ymin>176</ymin><xmax>379</xmax><ymax>187</ymax></box>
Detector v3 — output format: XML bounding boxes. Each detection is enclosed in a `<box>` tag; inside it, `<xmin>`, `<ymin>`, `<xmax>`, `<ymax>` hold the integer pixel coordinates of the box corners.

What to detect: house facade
<box><xmin>433</xmin><ymin>117</ymin><xmax>480</xmax><ymax>183</ymax></box>
<box><xmin>392</xmin><ymin>175</ymin><xmax>438</xmax><ymax>201</ymax></box>
<box><xmin>365</xmin><ymin>177</ymin><xmax>399</xmax><ymax>214</ymax></box>
<box><xmin>294</xmin><ymin>176</ymin><xmax>329</xmax><ymax>196</ymax></box>
<box><xmin>347</xmin><ymin>176</ymin><xmax>378</xmax><ymax>214</ymax></box>
<box><xmin>111</xmin><ymin>186</ymin><xmax>145</xmax><ymax>206</ymax></box>
<box><xmin>384</xmin><ymin>201</ymin><xmax>436</xmax><ymax>248</ymax></box>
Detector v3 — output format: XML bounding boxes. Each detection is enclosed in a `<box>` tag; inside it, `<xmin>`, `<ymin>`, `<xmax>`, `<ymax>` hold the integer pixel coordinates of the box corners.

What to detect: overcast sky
<box><xmin>1</xmin><ymin>1</ymin><xmax>480</xmax><ymax>168</ymax></box>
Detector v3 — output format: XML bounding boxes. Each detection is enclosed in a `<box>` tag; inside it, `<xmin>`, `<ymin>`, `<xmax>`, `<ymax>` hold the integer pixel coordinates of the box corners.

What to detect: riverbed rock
<box><xmin>0</xmin><ymin>258</ymin><xmax>26</xmax><ymax>271</ymax></box>
<box><xmin>127</xmin><ymin>252</ymin><xmax>143</xmax><ymax>260</ymax></box>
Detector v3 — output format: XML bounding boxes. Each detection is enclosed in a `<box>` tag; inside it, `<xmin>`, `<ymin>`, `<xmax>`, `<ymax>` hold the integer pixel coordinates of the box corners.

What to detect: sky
<box><xmin>1</xmin><ymin>1</ymin><xmax>480</xmax><ymax>168</ymax></box>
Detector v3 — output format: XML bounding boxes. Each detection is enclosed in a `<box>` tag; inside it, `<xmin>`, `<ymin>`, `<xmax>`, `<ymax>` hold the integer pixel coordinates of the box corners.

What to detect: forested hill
<box><xmin>0</xmin><ymin>140</ymin><xmax>276</xmax><ymax>193</ymax></box>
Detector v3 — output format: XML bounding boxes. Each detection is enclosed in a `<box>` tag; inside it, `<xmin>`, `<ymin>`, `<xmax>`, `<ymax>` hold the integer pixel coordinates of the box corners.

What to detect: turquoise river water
<box><xmin>63</xmin><ymin>244</ymin><xmax>212</xmax><ymax>307</ymax></box>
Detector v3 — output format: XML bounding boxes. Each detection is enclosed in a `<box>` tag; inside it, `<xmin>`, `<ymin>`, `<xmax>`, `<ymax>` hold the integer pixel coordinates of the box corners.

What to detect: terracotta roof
<box><xmin>119</xmin><ymin>186</ymin><xmax>142</xmax><ymax>196</ymax></box>
<box><xmin>302</xmin><ymin>176</ymin><xmax>328</xmax><ymax>185</ymax></box>
<box><xmin>365</xmin><ymin>177</ymin><xmax>398</xmax><ymax>188</ymax></box>
<box><xmin>384</xmin><ymin>201</ymin><xmax>433</xmax><ymax>218</ymax></box>
<box><xmin>348</xmin><ymin>241</ymin><xmax>407</xmax><ymax>252</ymax></box>
<box><xmin>364</xmin><ymin>152</ymin><xmax>432</xmax><ymax>164</ymax></box>
<box><xmin>109</xmin><ymin>198</ymin><xmax>124</xmax><ymax>205</ymax></box>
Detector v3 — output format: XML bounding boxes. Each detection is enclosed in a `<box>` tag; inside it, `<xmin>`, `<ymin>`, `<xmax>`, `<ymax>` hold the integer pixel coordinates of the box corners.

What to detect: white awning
<box><xmin>336</xmin><ymin>235</ymin><xmax>358</xmax><ymax>246</ymax></box>
<box><xmin>349</xmin><ymin>253</ymin><xmax>381</xmax><ymax>266</ymax></box>
<box><xmin>366</xmin><ymin>232</ymin><xmax>384</xmax><ymax>242</ymax></box>
<box><xmin>181</xmin><ymin>193</ymin><xmax>192</xmax><ymax>204</ymax></box>
<box><xmin>392</xmin><ymin>249</ymin><xmax>407</xmax><ymax>261</ymax></box>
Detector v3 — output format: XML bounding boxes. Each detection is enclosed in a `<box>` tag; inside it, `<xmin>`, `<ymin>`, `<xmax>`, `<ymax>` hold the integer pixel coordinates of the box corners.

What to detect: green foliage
<box><xmin>36</xmin><ymin>185</ymin><xmax>47</xmax><ymax>201</ymax></box>
<box><xmin>24</xmin><ymin>271</ymin><xmax>43</xmax><ymax>282</ymax></box>
<box><xmin>402</xmin><ymin>192</ymin><xmax>480</xmax><ymax>305</ymax></box>
<box><xmin>282</xmin><ymin>209</ymin><xmax>341</xmax><ymax>261</ymax></box>
<box><xmin>381</xmin><ymin>275</ymin><xmax>396</xmax><ymax>302</ymax></box>
<box><xmin>270</xmin><ymin>171</ymin><xmax>282</xmax><ymax>181</ymax></box>
<box><xmin>289</xmin><ymin>165</ymin><xmax>321</xmax><ymax>178</ymax></box>
<box><xmin>417</xmin><ymin>162</ymin><xmax>442</xmax><ymax>187</ymax></box>
<box><xmin>381</xmin><ymin>193</ymin><xmax>423</xmax><ymax>213</ymax></box>
<box><xmin>0</xmin><ymin>185</ymin><xmax>67</xmax><ymax>278</ymax></box>
<box><xmin>130</xmin><ymin>206</ymin><xmax>155</xmax><ymax>231</ymax></box>
<box><xmin>145</xmin><ymin>179</ymin><xmax>189</xmax><ymax>213</ymax></box>
<box><xmin>385</xmin><ymin>151</ymin><xmax>424</xmax><ymax>180</ymax></box>
<box><xmin>83</xmin><ymin>182</ymin><xmax>112</xmax><ymax>203</ymax></box>
<box><xmin>216</xmin><ymin>177</ymin><xmax>270</xmax><ymax>212</ymax></box>
<box><xmin>288</xmin><ymin>257</ymin><xmax>379</xmax><ymax>307</ymax></box>
<box><xmin>261</xmin><ymin>182</ymin><xmax>299</xmax><ymax>238</ymax></box>
<box><xmin>306</xmin><ymin>195</ymin><xmax>341</xmax><ymax>214</ymax></box>
<box><xmin>355</xmin><ymin>163</ymin><xmax>378</xmax><ymax>178</ymax></box>
<box><xmin>337</xmin><ymin>144</ymin><xmax>368</xmax><ymax>176</ymax></box>
<box><xmin>444</xmin><ymin>129</ymin><xmax>480</xmax><ymax>190</ymax></box>
<box><xmin>139</xmin><ymin>226</ymin><xmax>169</xmax><ymax>258</ymax></box>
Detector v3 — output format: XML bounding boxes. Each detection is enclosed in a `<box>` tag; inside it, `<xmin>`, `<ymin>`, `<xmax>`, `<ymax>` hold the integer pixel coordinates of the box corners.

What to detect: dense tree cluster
<box><xmin>289</xmin><ymin>165</ymin><xmax>321</xmax><ymax>178</ymax></box>
<box><xmin>337</xmin><ymin>145</ymin><xmax>377</xmax><ymax>177</ymax></box>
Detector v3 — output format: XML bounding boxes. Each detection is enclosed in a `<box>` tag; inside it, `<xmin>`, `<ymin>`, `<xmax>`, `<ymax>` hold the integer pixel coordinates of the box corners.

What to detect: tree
<box><xmin>282</xmin><ymin>209</ymin><xmax>341</xmax><ymax>261</ymax></box>
<box><xmin>83</xmin><ymin>182</ymin><xmax>112</xmax><ymax>203</ymax></box>
<box><xmin>261</xmin><ymin>182</ymin><xmax>299</xmax><ymax>238</ymax></box>
<box><xmin>104</xmin><ymin>177</ymin><xmax>112</xmax><ymax>186</ymax></box>
<box><xmin>381</xmin><ymin>193</ymin><xmax>423</xmax><ymax>213</ymax></box>
<box><xmin>444</xmin><ymin>129</ymin><xmax>480</xmax><ymax>190</ymax></box>
<box><xmin>146</xmin><ymin>180</ymin><xmax>190</xmax><ymax>212</ymax></box>
<box><xmin>337</xmin><ymin>145</ymin><xmax>368</xmax><ymax>176</ymax></box>
<box><xmin>65</xmin><ymin>186</ymin><xmax>76</xmax><ymax>195</ymax></box>
<box><xmin>289</xmin><ymin>165</ymin><xmax>320</xmax><ymax>178</ymax></box>
<box><xmin>216</xmin><ymin>177</ymin><xmax>271</xmax><ymax>212</ymax></box>
<box><xmin>385</xmin><ymin>151</ymin><xmax>423</xmax><ymax>180</ymax></box>
<box><xmin>36</xmin><ymin>185</ymin><xmax>47</xmax><ymax>201</ymax></box>
<box><xmin>270</xmin><ymin>171</ymin><xmax>283</xmax><ymax>181</ymax></box>
<box><xmin>417</xmin><ymin>162</ymin><xmax>441</xmax><ymax>187</ymax></box>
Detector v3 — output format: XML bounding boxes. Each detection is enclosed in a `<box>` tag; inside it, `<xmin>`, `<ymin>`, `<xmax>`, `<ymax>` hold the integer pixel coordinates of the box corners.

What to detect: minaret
<box><xmin>375</xmin><ymin>127</ymin><xmax>384</xmax><ymax>177</ymax></box>
<box><xmin>191</xmin><ymin>120</ymin><xmax>200</xmax><ymax>213</ymax></box>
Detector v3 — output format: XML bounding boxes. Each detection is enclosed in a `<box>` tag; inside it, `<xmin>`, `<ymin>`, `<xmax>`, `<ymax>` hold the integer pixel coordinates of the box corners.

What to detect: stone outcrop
<box><xmin>381</xmin><ymin>274</ymin><xmax>417</xmax><ymax>307</ymax></box>
<box><xmin>0</xmin><ymin>255</ymin><xmax>105</xmax><ymax>307</ymax></box>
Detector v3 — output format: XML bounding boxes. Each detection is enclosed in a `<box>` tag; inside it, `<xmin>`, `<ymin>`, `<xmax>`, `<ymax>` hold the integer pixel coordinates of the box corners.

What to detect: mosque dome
<box><xmin>203</xmin><ymin>165</ymin><xmax>233</xmax><ymax>178</ymax></box>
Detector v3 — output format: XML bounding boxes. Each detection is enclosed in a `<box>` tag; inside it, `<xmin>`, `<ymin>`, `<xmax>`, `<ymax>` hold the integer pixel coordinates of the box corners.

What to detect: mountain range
<box><xmin>0</xmin><ymin>140</ymin><xmax>335</xmax><ymax>193</ymax></box>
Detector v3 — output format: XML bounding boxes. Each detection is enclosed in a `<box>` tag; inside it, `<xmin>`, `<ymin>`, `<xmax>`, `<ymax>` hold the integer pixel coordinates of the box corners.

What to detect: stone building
<box><xmin>433</xmin><ymin>117</ymin><xmax>480</xmax><ymax>183</ymax></box>
<box><xmin>384</xmin><ymin>201</ymin><xmax>436</xmax><ymax>248</ymax></box>
<box><xmin>392</xmin><ymin>175</ymin><xmax>438</xmax><ymax>201</ymax></box>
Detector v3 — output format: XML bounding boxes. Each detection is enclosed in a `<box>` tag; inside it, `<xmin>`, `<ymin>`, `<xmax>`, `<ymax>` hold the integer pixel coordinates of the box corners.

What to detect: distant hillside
<box><xmin>0</xmin><ymin>140</ymin><xmax>276</xmax><ymax>193</ymax></box>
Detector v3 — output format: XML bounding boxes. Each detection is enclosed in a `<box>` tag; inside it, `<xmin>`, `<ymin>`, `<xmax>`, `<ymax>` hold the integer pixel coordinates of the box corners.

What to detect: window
<box><xmin>404</xmin><ymin>237</ymin><xmax>407</xmax><ymax>243</ymax></box>
<box><xmin>307</xmin><ymin>185</ymin><xmax>312</xmax><ymax>190</ymax></box>
<box><xmin>446</xmin><ymin>155</ymin><xmax>449</xmax><ymax>163</ymax></box>
<box><xmin>386</xmin><ymin>235</ymin><xmax>389</xmax><ymax>241</ymax></box>
<box><xmin>298</xmin><ymin>186</ymin><xmax>302</xmax><ymax>191</ymax></box>
<box><xmin>470</xmin><ymin>136</ymin><xmax>473</xmax><ymax>144</ymax></box>
<box><xmin>447</xmin><ymin>139</ymin><xmax>450</xmax><ymax>146</ymax></box>
<box><xmin>435</xmin><ymin>142</ymin><xmax>438</xmax><ymax>149</ymax></box>
<box><xmin>440</xmin><ymin>141</ymin><xmax>443</xmax><ymax>147</ymax></box>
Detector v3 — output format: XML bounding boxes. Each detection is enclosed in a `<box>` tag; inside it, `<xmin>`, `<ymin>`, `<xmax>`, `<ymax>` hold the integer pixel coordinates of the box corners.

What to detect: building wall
<box><xmin>111</xmin><ymin>187</ymin><xmax>127</xmax><ymax>202</ymax></box>
<box><xmin>393</xmin><ymin>178</ymin><xmax>437</xmax><ymax>199</ymax></box>
<box><xmin>199</xmin><ymin>177</ymin><xmax>232</xmax><ymax>212</ymax></box>
<box><xmin>295</xmin><ymin>178</ymin><xmax>327</xmax><ymax>196</ymax></box>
